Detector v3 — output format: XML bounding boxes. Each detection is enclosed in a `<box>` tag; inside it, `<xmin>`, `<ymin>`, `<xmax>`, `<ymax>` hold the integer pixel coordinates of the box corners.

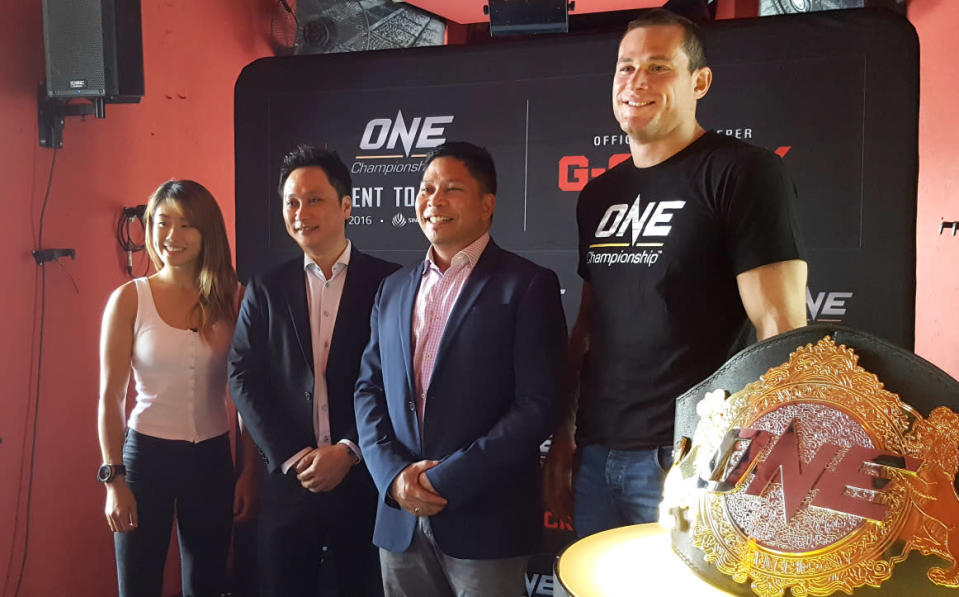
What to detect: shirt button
<box><xmin>304</xmin><ymin>392</ymin><xmax>312</xmax><ymax>401</ymax></box>
<box><xmin>323</xmin><ymin>311</ymin><xmax>329</xmax><ymax>317</ymax></box>
<box><xmin>323</xmin><ymin>341</ymin><xmax>329</xmax><ymax>348</ymax></box>
<box><xmin>322</xmin><ymin>435</ymin><xmax>330</xmax><ymax>443</ymax></box>
<box><xmin>321</xmin><ymin>404</ymin><xmax>327</xmax><ymax>411</ymax></box>
<box><xmin>425</xmin><ymin>353</ymin><xmax>432</xmax><ymax>359</ymax></box>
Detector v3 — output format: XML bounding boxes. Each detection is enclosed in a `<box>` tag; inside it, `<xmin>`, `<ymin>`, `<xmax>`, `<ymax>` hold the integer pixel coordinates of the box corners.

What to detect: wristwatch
<box><xmin>97</xmin><ymin>463</ymin><xmax>126</xmax><ymax>483</ymax></box>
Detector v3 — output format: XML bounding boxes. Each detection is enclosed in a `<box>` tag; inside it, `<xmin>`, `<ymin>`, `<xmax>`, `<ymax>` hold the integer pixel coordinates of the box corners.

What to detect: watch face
<box><xmin>97</xmin><ymin>464</ymin><xmax>122</xmax><ymax>482</ymax></box>
<box><xmin>97</xmin><ymin>464</ymin><xmax>113</xmax><ymax>483</ymax></box>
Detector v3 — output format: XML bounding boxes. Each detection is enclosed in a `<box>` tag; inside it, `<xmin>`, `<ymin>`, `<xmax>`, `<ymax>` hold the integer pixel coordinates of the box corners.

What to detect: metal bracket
<box><xmin>32</xmin><ymin>248</ymin><xmax>76</xmax><ymax>265</ymax></box>
<box><xmin>37</xmin><ymin>83</ymin><xmax>105</xmax><ymax>148</ymax></box>
<box><xmin>939</xmin><ymin>221</ymin><xmax>958</xmax><ymax>236</ymax></box>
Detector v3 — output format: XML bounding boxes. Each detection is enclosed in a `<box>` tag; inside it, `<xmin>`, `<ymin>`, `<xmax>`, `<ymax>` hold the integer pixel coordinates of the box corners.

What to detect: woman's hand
<box><xmin>105</xmin><ymin>480</ymin><xmax>138</xmax><ymax>533</ymax></box>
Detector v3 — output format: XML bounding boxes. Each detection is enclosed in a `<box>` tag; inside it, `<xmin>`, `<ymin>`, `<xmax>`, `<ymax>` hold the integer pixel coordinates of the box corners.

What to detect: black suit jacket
<box><xmin>229</xmin><ymin>246</ymin><xmax>400</xmax><ymax>475</ymax></box>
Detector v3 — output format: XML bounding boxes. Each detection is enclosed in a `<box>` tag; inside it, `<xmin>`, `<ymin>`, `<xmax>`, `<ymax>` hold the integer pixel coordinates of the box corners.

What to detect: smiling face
<box><xmin>282</xmin><ymin>166</ymin><xmax>351</xmax><ymax>262</ymax></box>
<box><xmin>416</xmin><ymin>156</ymin><xmax>494</xmax><ymax>264</ymax></box>
<box><xmin>153</xmin><ymin>201</ymin><xmax>202</xmax><ymax>269</ymax></box>
<box><xmin>612</xmin><ymin>24</ymin><xmax>711</xmax><ymax>150</ymax></box>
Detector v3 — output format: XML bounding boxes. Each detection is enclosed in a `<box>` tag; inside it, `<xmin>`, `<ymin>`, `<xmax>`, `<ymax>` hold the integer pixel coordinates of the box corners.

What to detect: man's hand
<box><xmin>295</xmin><ymin>444</ymin><xmax>353</xmax><ymax>493</ymax></box>
<box><xmin>390</xmin><ymin>460</ymin><xmax>447</xmax><ymax>516</ymax></box>
<box><xmin>233</xmin><ymin>469</ymin><xmax>257</xmax><ymax>523</ymax></box>
<box><xmin>543</xmin><ymin>428</ymin><xmax>575</xmax><ymax>523</ymax></box>
<box><xmin>105</xmin><ymin>480</ymin><xmax>138</xmax><ymax>533</ymax></box>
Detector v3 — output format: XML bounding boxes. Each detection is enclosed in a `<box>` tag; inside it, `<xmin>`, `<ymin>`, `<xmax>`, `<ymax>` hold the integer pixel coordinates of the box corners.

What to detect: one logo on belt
<box><xmin>706</xmin><ymin>420</ymin><xmax>921</xmax><ymax>522</ymax></box>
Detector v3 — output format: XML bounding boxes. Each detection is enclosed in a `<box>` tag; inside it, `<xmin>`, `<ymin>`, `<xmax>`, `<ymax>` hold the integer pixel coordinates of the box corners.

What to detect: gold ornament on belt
<box><xmin>660</xmin><ymin>336</ymin><xmax>959</xmax><ymax>597</ymax></box>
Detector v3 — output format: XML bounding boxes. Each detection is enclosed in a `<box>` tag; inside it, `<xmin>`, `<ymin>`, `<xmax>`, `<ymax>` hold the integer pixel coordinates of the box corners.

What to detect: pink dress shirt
<box><xmin>412</xmin><ymin>233</ymin><xmax>490</xmax><ymax>428</ymax></box>
<box><xmin>281</xmin><ymin>241</ymin><xmax>360</xmax><ymax>473</ymax></box>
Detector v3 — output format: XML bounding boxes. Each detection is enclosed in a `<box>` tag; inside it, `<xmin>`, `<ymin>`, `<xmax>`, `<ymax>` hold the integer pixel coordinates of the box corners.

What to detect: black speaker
<box><xmin>42</xmin><ymin>0</ymin><xmax>144</xmax><ymax>101</ymax></box>
<box><xmin>487</xmin><ymin>0</ymin><xmax>570</xmax><ymax>36</ymax></box>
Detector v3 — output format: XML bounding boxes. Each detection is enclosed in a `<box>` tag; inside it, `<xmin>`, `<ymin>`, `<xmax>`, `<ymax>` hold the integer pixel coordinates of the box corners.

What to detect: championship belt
<box><xmin>663</xmin><ymin>324</ymin><xmax>959</xmax><ymax>596</ymax></box>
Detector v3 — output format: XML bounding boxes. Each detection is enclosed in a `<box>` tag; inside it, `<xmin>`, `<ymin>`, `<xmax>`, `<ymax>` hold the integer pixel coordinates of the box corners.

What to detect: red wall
<box><xmin>0</xmin><ymin>1</ymin><xmax>272</xmax><ymax>595</ymax></box>
<box><xmin>0</xmin><ymin>1</ymin><xmax>956</xmax><ymax>596</ymax></box>
<box><xmin>910</xmin><ymin>0</ymin><xmax>959</xmax><ymax>380</ymax></box>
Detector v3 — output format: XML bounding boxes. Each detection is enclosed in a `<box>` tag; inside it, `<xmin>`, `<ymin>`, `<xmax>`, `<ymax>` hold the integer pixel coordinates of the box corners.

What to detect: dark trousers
<box><xmin>258</xmin><ymin>465</ymin><xmax>382</xmax><ymax>597</ymax></box>
<box><xmin>115</xmin><ymin>429</ymin><xmax>234</xmax><ymax>597</ymax></box>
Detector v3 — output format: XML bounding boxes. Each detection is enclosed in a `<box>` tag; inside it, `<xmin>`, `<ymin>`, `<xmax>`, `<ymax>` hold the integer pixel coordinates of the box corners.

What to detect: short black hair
<box><xmin>277</xmin><ymin>144</ymin><xmax>352</xmax><ymax>200</ymax></box>
<box><xmin>624</xmin><ymin>8</ymin><xmax>707</xmax><ymax>72</ymax></box>
<box><xmin>423</xmin><ymin>142</ymin><xmax>497</xmax><ymax>195</ymax></box>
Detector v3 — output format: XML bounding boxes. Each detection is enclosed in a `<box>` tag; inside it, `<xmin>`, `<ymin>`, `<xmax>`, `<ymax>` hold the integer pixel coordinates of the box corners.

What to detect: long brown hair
<box><xmin>143</xmin><ymin>180</ymin><xmax>238</xmax><ymax>342</ymax></box>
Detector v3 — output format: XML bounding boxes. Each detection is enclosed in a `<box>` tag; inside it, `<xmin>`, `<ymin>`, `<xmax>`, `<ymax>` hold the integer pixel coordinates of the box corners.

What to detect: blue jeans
<box><xmin>572</xmin><ymin>444</ymin><xmax>673</xmax><ymax>538</ymax></box>
<box><xmin>115</xmin><ymin>429</ymin><xmax>234</xmax><ymax>597</ymax></box>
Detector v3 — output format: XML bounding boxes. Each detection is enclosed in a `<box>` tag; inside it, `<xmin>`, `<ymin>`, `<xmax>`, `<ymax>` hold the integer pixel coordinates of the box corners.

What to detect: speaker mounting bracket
<box><xmin>37</xmin><ymin>83</ymin><xmax>106</xmax><ymax>149</ymax></box>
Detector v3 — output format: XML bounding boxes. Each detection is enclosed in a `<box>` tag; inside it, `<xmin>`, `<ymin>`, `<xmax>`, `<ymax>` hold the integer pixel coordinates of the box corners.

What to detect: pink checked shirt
<box><xmin>412</xmin><ymin>233</ymin><xmax>490</xmax><ymax>427</ymax></box>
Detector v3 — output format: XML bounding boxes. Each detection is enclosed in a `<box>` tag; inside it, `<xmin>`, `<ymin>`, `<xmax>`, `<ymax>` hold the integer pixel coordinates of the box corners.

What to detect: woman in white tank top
<box><xmin>97</xmin><ymin>180</ymin><xmax>257</xmax><ymax>597</ymax></box>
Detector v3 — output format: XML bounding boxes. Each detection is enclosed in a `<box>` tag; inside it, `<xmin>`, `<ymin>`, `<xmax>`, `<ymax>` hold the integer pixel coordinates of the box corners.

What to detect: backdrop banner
<box><xmin>235</xmin><ymin>8</ymin><xmax>918</xmax><ymax>595</ymax></box>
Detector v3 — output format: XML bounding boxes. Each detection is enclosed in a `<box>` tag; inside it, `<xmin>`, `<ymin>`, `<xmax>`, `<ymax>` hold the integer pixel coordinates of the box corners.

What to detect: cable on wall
<box><xmin>3</xmin><ymin>146</ymin><xmax>65</xmax><ymax>597</ymax></box>
<box><xmin>116</xmin><ymin>205</ymin><xmax>147</xmax><ymax>277</ymax></box>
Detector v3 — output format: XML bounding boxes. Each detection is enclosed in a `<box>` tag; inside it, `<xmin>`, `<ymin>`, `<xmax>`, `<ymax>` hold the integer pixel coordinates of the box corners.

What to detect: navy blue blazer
<box><xmin>354</xmin><ymin>239</ymin><xmax>567</xmax><ymax>559</ymax></box>
<box><xmin>229</xmin><ymin>246</ymin><xmax>400</xmax><ymax>475</ymax></box>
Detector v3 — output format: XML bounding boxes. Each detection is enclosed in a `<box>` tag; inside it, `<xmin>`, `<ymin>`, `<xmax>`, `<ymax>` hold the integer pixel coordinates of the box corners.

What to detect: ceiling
<box><xmin>402</xmin><ymin>0</ymin><xmax>663</xmax><ymax>25</ymax></box>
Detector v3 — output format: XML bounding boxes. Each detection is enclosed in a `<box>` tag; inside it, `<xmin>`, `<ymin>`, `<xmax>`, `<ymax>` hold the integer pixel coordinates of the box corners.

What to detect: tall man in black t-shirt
<box><xmin>543</xmin><ymin>9</ymin><xmax>808</xmax><ymax>538</ymax></box>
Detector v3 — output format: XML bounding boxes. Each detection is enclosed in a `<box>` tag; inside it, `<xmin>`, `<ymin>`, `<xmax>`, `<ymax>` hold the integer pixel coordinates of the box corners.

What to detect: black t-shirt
<box><xmin>576</xmin><ymin>131</ymin><xmax>803</xmax><ymax>449</ymax></box>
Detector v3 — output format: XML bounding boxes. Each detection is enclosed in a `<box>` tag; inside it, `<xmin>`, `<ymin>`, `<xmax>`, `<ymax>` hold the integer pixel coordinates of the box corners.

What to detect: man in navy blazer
<box><xmin>229</xmin><ymin>146</ymin><xmax>399</xmax><ymax>597</ymax></box>
<box><xmin>354</xmin><ymin>142</ymin><xmax>567</xmax><ymax>596</ymax></box>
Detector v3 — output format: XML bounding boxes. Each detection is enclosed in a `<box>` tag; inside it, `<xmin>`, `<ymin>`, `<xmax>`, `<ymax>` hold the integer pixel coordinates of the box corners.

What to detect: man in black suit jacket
<box><xmin>229</xmin><ymin>145</ymin><xmax>399</xmax><ymax>597</ymax></box>
<box><xmin>354</xmin><ymin>142</ymin><xmax>567</xmax><ymax>596</ymax></box>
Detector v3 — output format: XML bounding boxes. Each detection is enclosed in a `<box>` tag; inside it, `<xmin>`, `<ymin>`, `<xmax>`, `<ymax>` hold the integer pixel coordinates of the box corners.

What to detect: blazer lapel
<box><xmin>286</xmin><ymin>260</ymin><xmax>314</xmax><ymax>375</ymax></box>
<box><xmin>429</xmin><ymin>241</ymin><xmax>498</xmax><ymax>381</ymax></box>
<box><xmin>399</xmin><ymin>262</ymin><xmax>423</xmax><ymax>399</ymax></box>
<box><xmin>326</xmin><ymin>247</ymin><xmax>364</xmax><ymax>371</ymax></box>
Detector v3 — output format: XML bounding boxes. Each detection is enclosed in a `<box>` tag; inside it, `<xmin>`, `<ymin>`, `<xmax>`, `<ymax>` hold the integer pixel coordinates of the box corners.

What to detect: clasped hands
<box><xmin>294</xmin><ymin>444</ymin><xmax>354</xmax><ymax>493</ymax></box>
<box><xmin>390</xmin><ymin>460</ymin><xmax>447</xmax><ymax>517</ymax></box>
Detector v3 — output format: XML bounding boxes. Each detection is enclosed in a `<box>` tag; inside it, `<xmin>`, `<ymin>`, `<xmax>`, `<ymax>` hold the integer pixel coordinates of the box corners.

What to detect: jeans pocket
<box><xmin>655</xmin><ymin>445</ymin><xmax>673</xmax><ymax>474</ymax></box>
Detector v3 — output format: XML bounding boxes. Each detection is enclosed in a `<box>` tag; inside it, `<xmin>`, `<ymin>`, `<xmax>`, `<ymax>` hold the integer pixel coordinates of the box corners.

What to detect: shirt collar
<box><xmin>423</xmin><ymin>233</ymin><xmax>490</xmax><ymax>276</ymax></box>
<box><xmin>304</xmin><ymin>240</ymin><xmax>352</xmax><ymax>280</ymax></box>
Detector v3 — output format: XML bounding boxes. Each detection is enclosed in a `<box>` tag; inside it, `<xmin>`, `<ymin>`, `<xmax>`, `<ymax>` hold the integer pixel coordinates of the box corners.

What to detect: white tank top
<box><xmin>128</xmin><ymin>277</ymin><xmax>231</xmax><ymax>442</ymax></box>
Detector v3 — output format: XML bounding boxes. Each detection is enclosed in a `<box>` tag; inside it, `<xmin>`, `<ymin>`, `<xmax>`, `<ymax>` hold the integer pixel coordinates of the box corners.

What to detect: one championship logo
<box><xmin>358</xmin><ymin>110</ymin><xmax>453</xmax><ymax>158</ymax></box>
<box><xmin>706</xmin><ymin>419</ymin><xmax>921</xmax><ymax>524</ymax></box>
<box><xmin>661</xmin><ymin>337</ymin><xmax>959</xmax><ymax>596</ymax></box>
<box><xmin>586</xmin><ymin>194</ymin><xmax>684</xmax><ymax>269</ymax></box>
<box><xmin>594</xmin><ymin>195</ymin><xmax>685</xmax><ymax>246</ymax></box>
